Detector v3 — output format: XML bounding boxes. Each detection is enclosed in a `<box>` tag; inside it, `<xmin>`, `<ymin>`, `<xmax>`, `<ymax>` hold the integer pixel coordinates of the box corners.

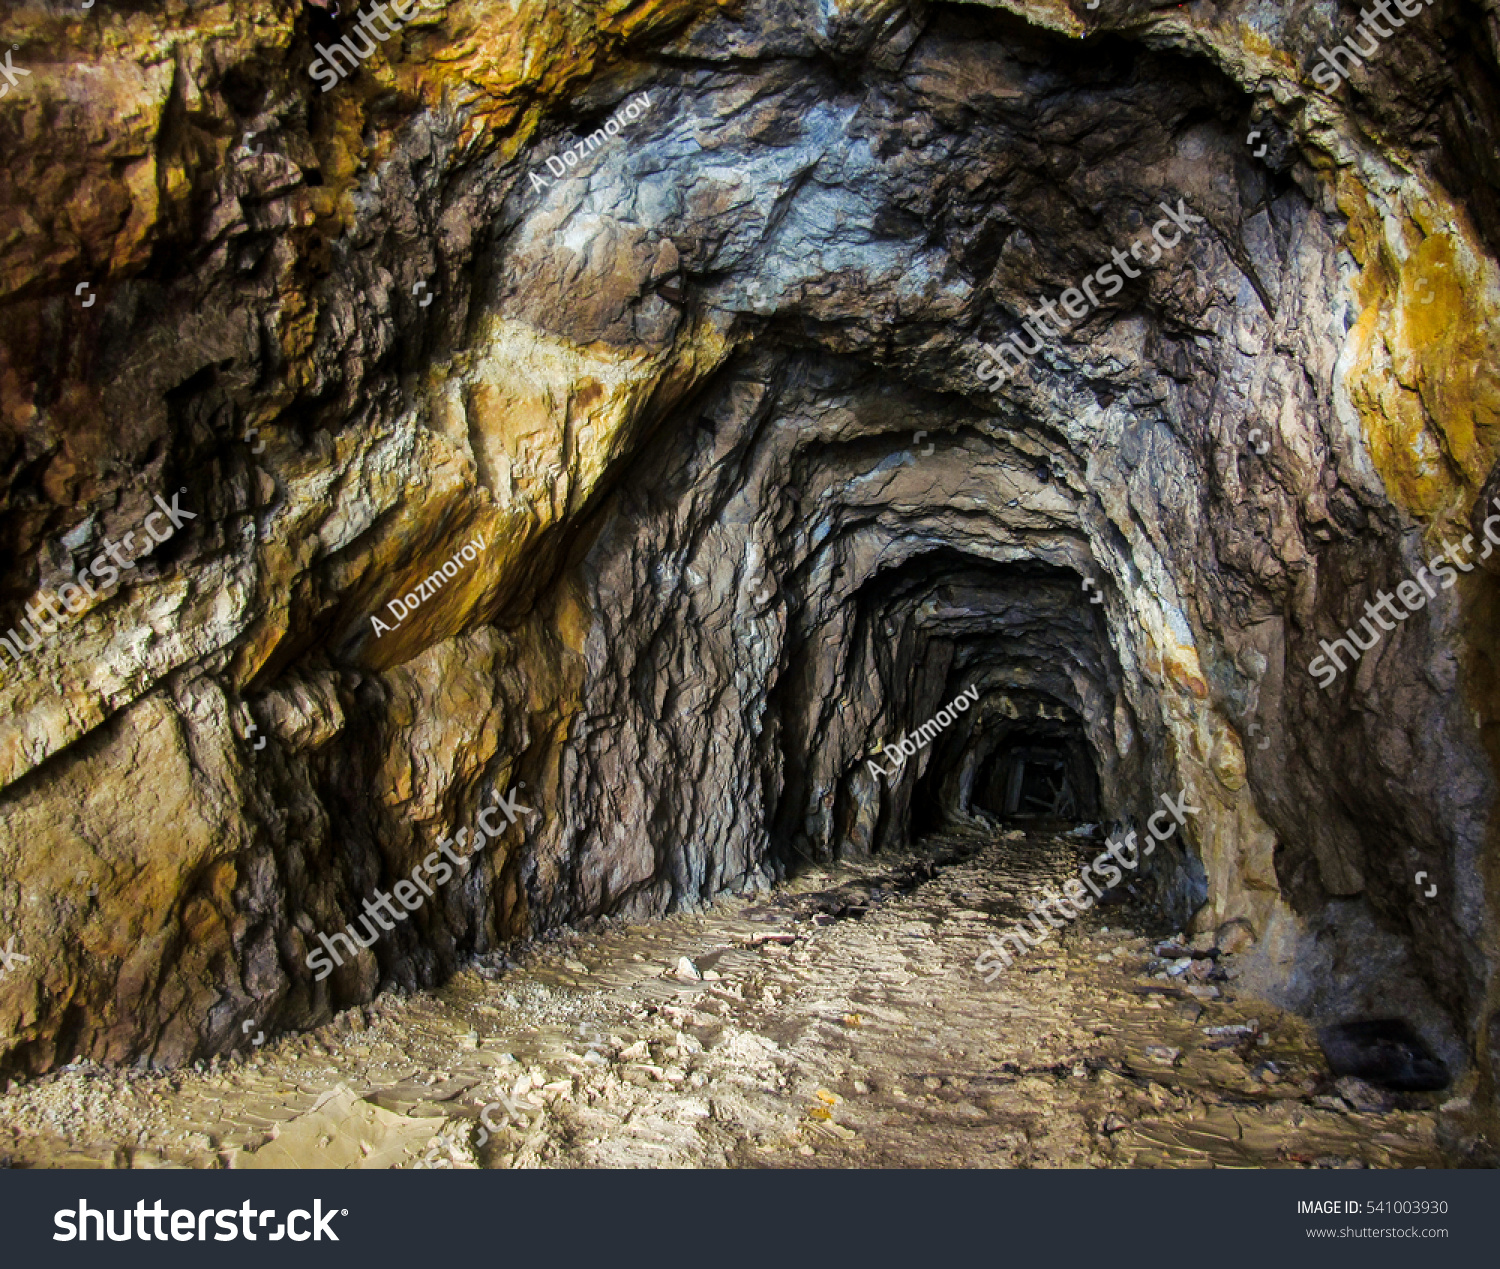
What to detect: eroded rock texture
<box><xmin>1</xmin><ymin>0</ymin><xmax>1497</xmax><ymax>1132</ymax></box>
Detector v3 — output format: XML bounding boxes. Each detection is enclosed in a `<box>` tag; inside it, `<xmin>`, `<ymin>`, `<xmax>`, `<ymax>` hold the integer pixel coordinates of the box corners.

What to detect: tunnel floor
<box><xmin>0</xmin><ymin>828</ymin><xmax>1456</xmax><ymax>1169</ymax></box>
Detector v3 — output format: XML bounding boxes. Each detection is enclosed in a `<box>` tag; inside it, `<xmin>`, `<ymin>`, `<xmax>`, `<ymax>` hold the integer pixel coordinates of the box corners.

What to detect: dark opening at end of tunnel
<box><xmin>762</xmin><ymin>539</ymin><xmax>1123</xmax><ymax>873</ymax></box>
<box><xmin>967</xmin><ymin>727</ymin><xmax>1101</xmax><ymax>826</ymax></box>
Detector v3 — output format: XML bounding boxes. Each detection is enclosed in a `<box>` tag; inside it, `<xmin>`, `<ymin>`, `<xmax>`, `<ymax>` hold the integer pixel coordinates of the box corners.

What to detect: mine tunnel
<box><xmin>0</xmin><ymin>0</ymin><xmax>1495</xmax><ymax>1177</ymax></box>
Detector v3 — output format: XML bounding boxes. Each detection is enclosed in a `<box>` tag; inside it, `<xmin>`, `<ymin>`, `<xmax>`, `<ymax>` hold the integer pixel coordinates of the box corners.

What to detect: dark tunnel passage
<box><xmin>770</xmin><ymin>545</ymin><xmax>1134</xmax><ymax>855</ymax></box>
<box><xmin>968</xmin><ymin>727</ymin><xmax>1101</xmax><ymax>824</ymax></box>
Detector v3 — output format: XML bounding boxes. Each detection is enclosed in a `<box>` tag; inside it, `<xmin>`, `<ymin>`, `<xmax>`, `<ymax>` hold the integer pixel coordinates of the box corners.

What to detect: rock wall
<box><xmin>1</xmin><ymin>0</ymin><xmax>1496</xmax><ymax>1128</ymax></box>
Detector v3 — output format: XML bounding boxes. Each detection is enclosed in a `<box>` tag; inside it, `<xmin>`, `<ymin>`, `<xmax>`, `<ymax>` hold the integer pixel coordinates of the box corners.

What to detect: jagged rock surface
<box><xmin>1</xmin><ymin>0</ymin><xmax>1497</xmax><ymax>1137</ymax></box>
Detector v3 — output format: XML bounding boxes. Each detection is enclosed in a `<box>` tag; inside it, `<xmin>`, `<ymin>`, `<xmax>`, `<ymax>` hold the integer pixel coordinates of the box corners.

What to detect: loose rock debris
<box><xmin>0</xmin><ymin>827</ymin><xmax>1467</xmax><ymax>1169</ymax></box>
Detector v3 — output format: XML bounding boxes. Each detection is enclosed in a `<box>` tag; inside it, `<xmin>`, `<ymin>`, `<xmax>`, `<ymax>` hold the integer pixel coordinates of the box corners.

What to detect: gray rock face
<box><xmin>0</xmin><ymin>0</ymin><xmax>1495</xmax><ymax>1129</ymax></box>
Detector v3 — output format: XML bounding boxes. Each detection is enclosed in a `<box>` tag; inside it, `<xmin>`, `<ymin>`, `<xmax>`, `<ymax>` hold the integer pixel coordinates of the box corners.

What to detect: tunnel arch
<box><xmin>0</xmin><ymin>0</ymin><xmax>1491</xmax><ymax>1117</ymax></box>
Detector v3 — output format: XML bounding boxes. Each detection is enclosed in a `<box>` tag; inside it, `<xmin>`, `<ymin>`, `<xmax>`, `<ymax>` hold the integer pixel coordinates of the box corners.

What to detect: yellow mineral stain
<box><xmin>1341</xmin><ymin>179</ymin><xmax>1500</xmax><ymax>525</ymax></box>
